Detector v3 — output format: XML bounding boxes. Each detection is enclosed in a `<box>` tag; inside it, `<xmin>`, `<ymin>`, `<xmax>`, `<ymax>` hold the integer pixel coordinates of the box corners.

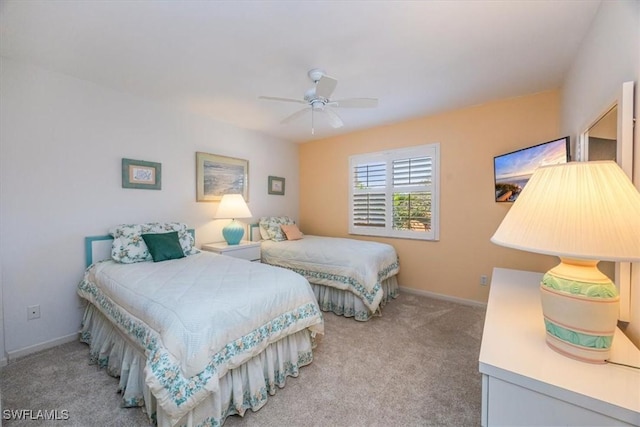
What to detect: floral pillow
<box><xmin>258</xmin><ymin>216</ymin><xmax>295</xmax><ymax>242</ymax></box>
<box><xmin>258</xmin><ymin>224</ymin><xmax>271</xmax><ymax>241</ymax></box>
<box><xmin>109</xmin><ymin>222</ymin><xmax>198</xmax><ymax>263</ymax></box>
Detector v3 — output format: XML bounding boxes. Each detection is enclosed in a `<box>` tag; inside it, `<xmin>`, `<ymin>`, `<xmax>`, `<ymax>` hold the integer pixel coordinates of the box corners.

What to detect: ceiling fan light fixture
<box><xmin>258</xmin><ymin>67</ymin><xmax>378</xmax><ymax>135</ymax></box>
<box><xmin>308</xmin><ymin>68</ymin><xmax>325</xmax><ymax>83</ymax></box>
<box><xmin>304</xmin><ymin>88</ymin><xmax>316</xmax><ymax>101</ymax></box>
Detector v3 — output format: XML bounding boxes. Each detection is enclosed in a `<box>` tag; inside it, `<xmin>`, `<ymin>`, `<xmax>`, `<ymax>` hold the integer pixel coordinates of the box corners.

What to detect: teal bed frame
<box><xmin>84</xmin><ymin>229</ymin><xmax>195</xmax><ymax>268</ymax></box>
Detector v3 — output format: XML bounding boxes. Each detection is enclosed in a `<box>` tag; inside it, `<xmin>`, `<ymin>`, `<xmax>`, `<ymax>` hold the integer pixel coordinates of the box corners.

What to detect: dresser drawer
<box><xmin>225</xmin><ymin>245</ymin><xmax>260</xmax><ymax>261</ymax></box>
<box><xmin>201</xmin><ymin>241</ymin><xmax>261</xmax><ymax>262</ymax></box>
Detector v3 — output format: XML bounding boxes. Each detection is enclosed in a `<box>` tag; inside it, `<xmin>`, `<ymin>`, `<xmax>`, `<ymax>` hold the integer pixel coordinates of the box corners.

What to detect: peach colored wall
<box><xmin>299</xmin><ymin>90</ymin><xmax>564</xmax><ymax>304</ymax></box>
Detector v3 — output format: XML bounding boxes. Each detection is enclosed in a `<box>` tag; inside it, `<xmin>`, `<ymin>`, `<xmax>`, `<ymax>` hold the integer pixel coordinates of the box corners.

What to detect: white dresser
<box><xmin>479</xmin><ymin>268</ymin><xmax>640</xmax><ymax>426</ymax></box>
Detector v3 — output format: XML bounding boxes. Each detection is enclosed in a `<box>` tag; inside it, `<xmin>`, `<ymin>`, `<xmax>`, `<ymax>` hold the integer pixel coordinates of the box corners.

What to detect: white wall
<box><xmin>0</xmin><ymin>263</ymin><xmax>4</xmax><ymax>366</ymax></box>
<box><xmin>0</xmin><ymin>58</ymin><xmax>300</xmax><ymax>358</ymax></box>
<box><xmin>560</xmin><ymin>0</ymin><xmax>640</xmax><ymax>346</ymax></box>
<box><xmin>633</xmin><ymin>15</ymin><xmax>640</xmax><ymax>348</ymax></box>
<box><xmin>561</xmin><ymin>0</ymin><xmax>638</xmax><ymax>142</ymax></box>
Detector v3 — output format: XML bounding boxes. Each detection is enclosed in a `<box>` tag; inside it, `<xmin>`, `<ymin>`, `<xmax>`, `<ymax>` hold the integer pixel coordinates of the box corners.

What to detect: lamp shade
<box><xmin>491</xmin><ymin>160</ymin><xmax>640</xmax><ymax>363</ymax></box>
<box><xmin>214</xmin><ymin>194</ymin><xmax>252</xmax><ymax>246</ymax></box>
<box><xmin>214</xmin><ymin>194</ymin><xmax>252</xmax><ymax>219</ymax></box>
<box><xmin>491</xmin><ymin>161</ymin><xmax>640</xmax><ymax>262</ymax></box>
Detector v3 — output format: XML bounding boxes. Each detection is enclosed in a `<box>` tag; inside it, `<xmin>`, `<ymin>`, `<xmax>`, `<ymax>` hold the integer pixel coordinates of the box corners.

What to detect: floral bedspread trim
<box><xmin>379</xmin><ymin>258</ymin><xmax>400</xmax><ymax>283</ymax></box>
<box><xmin>213</xmin><ymin>351</ymin><xmax>314</xmax><ymax>427</ymax></box>
<box><xmin>77</xmin><ymin>276</ymin><xmax>321</xmax><ymax>424</ymax></box>
<box><xmin>314</xmin><ymin>276</ymin><xmax>400</xmax><ymax>322</ymax></box>
<box><xmin>315</xmin><ymin>281</ymin><xmax>399</xmax><ymax>321</ymax></box>
<box><xmin>286</xmin><ymin>267</ymin><xmax>380</xmax><ymax>306</ymax></box>
<box><xmin>317</xmin><ymin>299</ymin><xmax>371</xmax><ymax>321</ymax></box>
<box><xmin>270</xmin><ymin>258</ymin><xmax>400</xmax><ymax>312</ymax></box>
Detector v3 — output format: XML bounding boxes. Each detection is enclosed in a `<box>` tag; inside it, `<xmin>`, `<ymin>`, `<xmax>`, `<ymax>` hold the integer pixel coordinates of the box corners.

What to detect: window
<box><xmin>349</xmin><ymin>143</ymin><xmax>439</xmax><ymax>241</ymax></box>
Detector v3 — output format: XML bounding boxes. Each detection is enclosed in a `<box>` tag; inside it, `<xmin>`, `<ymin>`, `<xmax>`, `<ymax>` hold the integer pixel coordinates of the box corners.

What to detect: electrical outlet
<box><xmin>480</xmin><ymin>275</ymin><xmax>488</xmax><ymax>286</ymax></box>
<box><xmin>27</xmin><ymin>305</ymin><xmax>40</xmax><ymax>320</ymax></box>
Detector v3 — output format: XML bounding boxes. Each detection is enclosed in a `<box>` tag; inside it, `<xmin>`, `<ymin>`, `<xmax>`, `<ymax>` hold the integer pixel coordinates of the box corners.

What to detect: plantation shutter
<box><xmin>352</xmin><ymin>162</ymin><xmax>386</xmax><ymax>228</ymax></box>
<box><xmin>349</xmin><ymin>144</ymin><xmax>439</xmax><ymax>241</ymax></box>
<box><xmin>392</xmin><ymin>157</ymin><xmax>432</xmax><ymax>186</ymax></box>
<box><xmin>392</xmin><ymin>156</ymin><xmax>432</xmax><ymax>232</ymax></box>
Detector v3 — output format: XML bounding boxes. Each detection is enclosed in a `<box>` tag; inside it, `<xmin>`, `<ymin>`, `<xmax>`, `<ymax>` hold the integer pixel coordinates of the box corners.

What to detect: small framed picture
<box><xmin>268</xmin><ymin>176</ymin><xmax>285</xmax><ymax>195</ymax></box>
<box><xmin>122</xmin><ymin>158</ymin><xmax>161</xmax><ymax>190</ymax></box>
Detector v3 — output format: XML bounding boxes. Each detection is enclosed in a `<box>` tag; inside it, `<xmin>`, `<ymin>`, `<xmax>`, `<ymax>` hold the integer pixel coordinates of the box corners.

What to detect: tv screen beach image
<box><xmin>494</xmin><ymin>138</ymin><xmax>568</xmax><ymax>202</ymax></box>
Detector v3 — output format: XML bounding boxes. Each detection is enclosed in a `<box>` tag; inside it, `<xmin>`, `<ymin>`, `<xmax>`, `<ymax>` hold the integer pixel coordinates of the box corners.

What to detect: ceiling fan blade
<box><xmin>315</xmin><ymin>75</ymin><xmax>338</xmax><ymax>99</ymax></box>
<box><xmin>280</xmin><ymin>107</ymin><xmax>310</xmax><ymax>124</ymax></box>
<box><xmin>330</xmin><ymin>98</ymin><xmax>378</xmax><ymax>108</ymax></box>
<box><xmin>259</xmin><ymin>96</ymin><xmax>307</xmax><ymax>104</ymax></box>
<box><xmin>323</xmin><ymin>108</ymin><xmax>344</xmax><ymax>129</ymax></box>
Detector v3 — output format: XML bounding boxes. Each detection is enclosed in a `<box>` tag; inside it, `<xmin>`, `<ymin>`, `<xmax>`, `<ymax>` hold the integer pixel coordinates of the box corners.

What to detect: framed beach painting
<box><xmin>122</xmin><ymin>158</ymin><xmax>161</xmax><ymax>190</ymax></box>
<box><xmin>196</xmin><ymin>152</ymin><xmax>248</xmax><ymax>202</ymax></box>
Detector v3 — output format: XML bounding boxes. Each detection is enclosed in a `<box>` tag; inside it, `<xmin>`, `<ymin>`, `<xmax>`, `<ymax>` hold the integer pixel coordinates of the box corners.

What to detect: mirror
<box><xmin>578</xmin><ymin>81</ymin><xmax>634</xmax><ymax>322</ymax></box>
<box><xmin>584</xmin><ymin>105</ymin><xmax>617</xmax><ymax>161</ymax></box>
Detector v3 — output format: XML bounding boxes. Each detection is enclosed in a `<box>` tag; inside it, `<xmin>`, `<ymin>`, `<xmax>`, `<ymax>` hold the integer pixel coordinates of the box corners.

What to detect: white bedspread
<box><xmin>77</xmin><ymin>252</ymin><xmax>323</xmax><ymax>425</ymax></box>
<box><xmin>261</xmin><ymin>235</ymin><xmax>399</xmax><ymax>312</ymax></box>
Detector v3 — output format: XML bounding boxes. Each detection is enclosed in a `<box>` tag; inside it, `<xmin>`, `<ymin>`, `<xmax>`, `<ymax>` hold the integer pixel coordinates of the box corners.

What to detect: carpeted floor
<box><xmin>1</xmin><ymin>292</ymin><xmax>486</xmax><ymax>427</ymax></box>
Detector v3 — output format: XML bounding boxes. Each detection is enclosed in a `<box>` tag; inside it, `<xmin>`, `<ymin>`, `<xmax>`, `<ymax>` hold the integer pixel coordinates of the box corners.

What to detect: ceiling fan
<box><xmin>259</xmin><ymin>68</ymin><xmax>378</xmax><ymax>135</ymax></box>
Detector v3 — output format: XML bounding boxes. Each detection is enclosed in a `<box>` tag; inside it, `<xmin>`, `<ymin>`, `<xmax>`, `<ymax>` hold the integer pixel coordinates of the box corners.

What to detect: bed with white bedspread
<box><xmin>78</xmin><ymin>222</ymin><xmax>323</xmax><ymax>427</ymax></box>
<box><xmin>256</xmin><ymin>217</ymin><xmax>400</xmax><ymax>321</ymax></box>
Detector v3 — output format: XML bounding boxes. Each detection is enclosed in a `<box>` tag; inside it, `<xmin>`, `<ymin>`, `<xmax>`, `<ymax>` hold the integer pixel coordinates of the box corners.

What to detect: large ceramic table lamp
<box><xmin>215</xmin><ymin>194</ymin><xmax>252</xmax><ymax>245</ymax></box>
<box><xmin>491</xmin><ymin>161</ymin><xmax>640</xmax><ymax>363</ymax></box>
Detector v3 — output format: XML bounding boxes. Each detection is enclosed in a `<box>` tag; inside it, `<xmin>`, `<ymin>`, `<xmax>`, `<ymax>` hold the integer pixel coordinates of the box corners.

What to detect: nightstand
<box><xmin>201</xmin><ymin>240</ymin><xmax>261</xmax><ymax>262</ymax></box>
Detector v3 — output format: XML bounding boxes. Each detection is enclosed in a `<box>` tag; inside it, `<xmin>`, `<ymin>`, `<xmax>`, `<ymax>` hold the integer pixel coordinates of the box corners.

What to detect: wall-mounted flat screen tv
<box><xmin>494</xmin><ymin>136</ymin><xmax>570</xmax><ymax>203</ymax></box>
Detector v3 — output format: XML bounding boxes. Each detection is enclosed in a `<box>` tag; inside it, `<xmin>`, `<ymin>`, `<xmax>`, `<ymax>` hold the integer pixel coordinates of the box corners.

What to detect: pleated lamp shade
<box><xmin>214</xmin><ymin>194</ymin><xmax>252</xmax><ymax>245</ymax></box>
<box><xmin>491</xmin><ymin>160</ymin><xmax>640</xmax><ymax>363</ymax></box>
<box><xmin>491</xmin><ymin>161</ymin><xmax>640</xmax><ymax>262</ymax></box>
<box><xmin>214</xmin><ymin>194</ymin><xmax>252</xmax><ymax>220</ymax></box>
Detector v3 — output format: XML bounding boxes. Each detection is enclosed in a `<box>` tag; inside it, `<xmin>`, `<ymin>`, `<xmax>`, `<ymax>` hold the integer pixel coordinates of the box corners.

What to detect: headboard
<box><xmin>84</xmin><ymin>229</ymin><xmax>195</xmax><ymax>268</ymax></box>
<box><xmin>249</xmin><ymin>224</ymin><xmax>262</xmax><ymax>242</ymax></box>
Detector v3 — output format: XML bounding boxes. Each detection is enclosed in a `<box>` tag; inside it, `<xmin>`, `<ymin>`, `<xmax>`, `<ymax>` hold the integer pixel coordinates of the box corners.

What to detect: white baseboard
<box><xmin>6</xmin><ymin>332</ymin><xmax>78</xmax><ymax>362</ymax></box>
<box><xmin>0</xmin><ymin>355</ymin><xmax>7</xmax><ymax>367</ymax></box>
<box><xmin>400</xmin><ymin>286</ymin><xmax>487</xmax><ymax>308</ymax></box>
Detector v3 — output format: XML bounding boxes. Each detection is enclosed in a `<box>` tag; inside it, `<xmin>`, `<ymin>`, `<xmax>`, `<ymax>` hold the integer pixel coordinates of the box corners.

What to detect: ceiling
<box><xmin>0</xmin><ymin>0</ymin><xmax>602</xmax><ymax>143</ymax></box>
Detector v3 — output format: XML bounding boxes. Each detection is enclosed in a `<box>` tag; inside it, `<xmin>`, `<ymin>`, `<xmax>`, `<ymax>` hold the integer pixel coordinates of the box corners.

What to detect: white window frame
<box><xmin>349</xmin><ymin>143</ymin><xmax>440</xmax><ymax>241</ymax></box>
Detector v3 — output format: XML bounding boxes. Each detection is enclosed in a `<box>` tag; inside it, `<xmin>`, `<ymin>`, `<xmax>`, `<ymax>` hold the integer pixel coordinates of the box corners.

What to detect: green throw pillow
<box><xmin>141</xmin><ymin>231</ymin><xmax>185</xmax><ymax>262</ymax></box>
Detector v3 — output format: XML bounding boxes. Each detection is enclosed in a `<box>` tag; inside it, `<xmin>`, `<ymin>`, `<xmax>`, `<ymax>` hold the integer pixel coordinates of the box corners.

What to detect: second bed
<box><xmin>256</xmin><ymin>217</ymin><xmax>400</xmax><ymax>321</ymax></box>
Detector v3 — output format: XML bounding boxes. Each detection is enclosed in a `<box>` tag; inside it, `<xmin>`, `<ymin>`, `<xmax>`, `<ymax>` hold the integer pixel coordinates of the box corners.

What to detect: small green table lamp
<box><xmin>215</xmin><ymin>194</ymin><xmax>252</xmax><ymax>245</ymax></box>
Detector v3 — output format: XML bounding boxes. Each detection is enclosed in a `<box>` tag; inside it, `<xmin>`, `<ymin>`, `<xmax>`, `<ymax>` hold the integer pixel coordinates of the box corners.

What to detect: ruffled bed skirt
<box><xmin>311</xmin><ymin>275</ymin><xmax>399</xmax><ymax>321</ymax></box>
<box><xmin>80</xmin><ymin>304</ymin><xmax>315</xmax><ymax>427</ymax></box>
